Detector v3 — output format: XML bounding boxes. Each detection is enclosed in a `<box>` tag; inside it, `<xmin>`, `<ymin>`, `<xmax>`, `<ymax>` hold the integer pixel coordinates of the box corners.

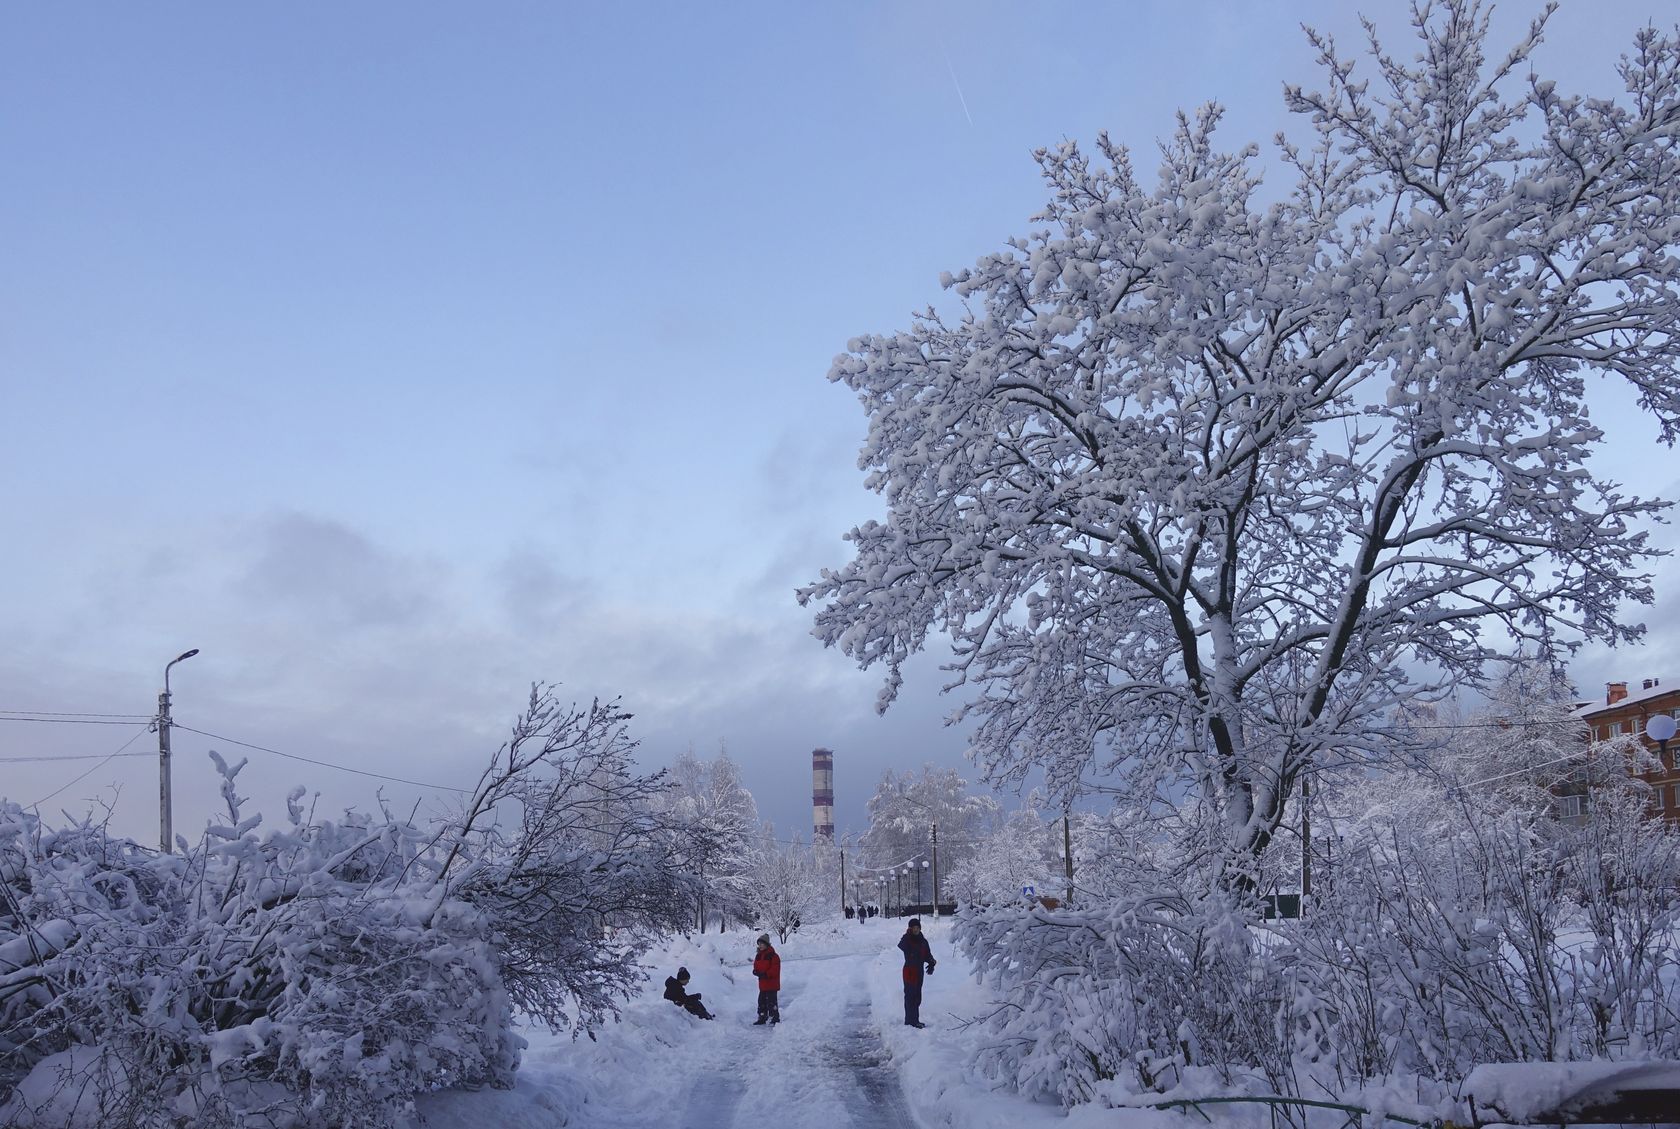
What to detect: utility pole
<box><xmin>930</xmin><ymin>821</ymin><xmax>939</xmax><ymax>916</ymax></box>
<box><xmin>1063</xmin><ymin>811</ymin><xmax>1074</xmax><ymax>907</ymax></box>
<box><xmin>158</xmin><ymin>648</ymin><xmax>199</xmax><ymax>854</ymax></box>
<box><xmin>840</xmin><ymin>847</ymin><xmax>846</xmax><ymax>914</ymax></box>
<box><xmin>1301</xmin><ymin>775</ymin><xmax>1312</xmax><ymax>906</ymax></box>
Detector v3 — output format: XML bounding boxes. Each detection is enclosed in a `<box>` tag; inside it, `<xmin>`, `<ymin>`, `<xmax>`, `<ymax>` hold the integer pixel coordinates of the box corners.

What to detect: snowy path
<box><xmin>410</xmin><ymin>920</ymin><xmax>1155</xmax><ymax>1129</ymax></box>
<box><xmin>677</xmin><ymin>956</ymin><xmax>917</xmax><ymax>1129</ymax></box>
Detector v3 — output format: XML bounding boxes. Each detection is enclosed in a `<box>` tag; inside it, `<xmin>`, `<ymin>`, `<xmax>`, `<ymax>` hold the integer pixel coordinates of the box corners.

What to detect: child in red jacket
<box><xmin>752</xmin><ymin>934</ymin><xmax>781</xmax><ymax>1025</ymax></box>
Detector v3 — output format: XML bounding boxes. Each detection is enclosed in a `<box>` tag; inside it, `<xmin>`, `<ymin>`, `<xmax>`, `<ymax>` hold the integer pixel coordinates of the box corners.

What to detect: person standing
<box><xmin>897</xmin><ymin>918</ymin><xmax>936</xmax><ymax>1028</ymax></box>
<box><xmin>752</xmin><ymin>934</ymin><xmax>781</xmax><ymax>1025</ymax></box>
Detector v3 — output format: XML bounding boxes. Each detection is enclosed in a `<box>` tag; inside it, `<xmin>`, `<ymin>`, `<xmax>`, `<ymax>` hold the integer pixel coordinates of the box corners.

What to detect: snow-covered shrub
<box><xmin>0</xmin><ymin>757</ymin><xmax>515</xmax><ymax>1128</ymax></box>
<box><xmin>1287</xmin><ymin>814</ymin><xmax>1573</xmax><ymax>1087</ymax></box>
<box><xmin>956</xmin><ymin>890</ymin><xmax>1290</xmax><ymax>1107</ymax></box>
<box><xmin>0</xmin><ymin>686</ymin><xmax>693</xmax><ymax>1127</ymax></box>
<box><xmin>957</xmin><ymin>785</ymin><xmax>1680</xmax><ymax>1113</ymax></box>
<box><xmin>1553</xmin><ymin>788</ymin><xmax>1680</xmax><ymax>1057</ymax></box>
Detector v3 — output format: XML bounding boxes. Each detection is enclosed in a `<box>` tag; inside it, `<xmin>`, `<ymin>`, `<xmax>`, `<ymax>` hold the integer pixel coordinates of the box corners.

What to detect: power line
<box><xmin>0</xmin><ymin>709</ymin><xmax>153</xmax><ymax>719</ymax></box>
<box><xmin>0</xmin><ymin>716</ymin><xmax>155</xmax><ymax>726</ymax></box>
<box><xmin>28</xmin><ymin>724</ymin><xmax>153</xmax><ymax>808</ymax></box>
<box><xmin>1</xmin><ymin>752</ymin><xmax>152</xmax><ymax>763</ymax></box>
<box><xmin>171</xmin><ymin>724</ymin><xmax>468</xmax><ymax>793</ymax></box>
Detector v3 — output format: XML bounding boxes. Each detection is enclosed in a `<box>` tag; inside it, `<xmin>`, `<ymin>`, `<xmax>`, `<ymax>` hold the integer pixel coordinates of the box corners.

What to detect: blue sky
<box><xmin>4</xmin><ymin>0</ymin><xmax>1676</xmax><ymax>843</ymax></box>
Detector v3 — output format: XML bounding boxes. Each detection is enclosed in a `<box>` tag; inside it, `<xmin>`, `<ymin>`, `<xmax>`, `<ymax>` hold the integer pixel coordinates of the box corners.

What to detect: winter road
<box><xmin>676</xmin><ymin>956</ymin><xmax>919</xmax><ymax>1129</ymax></box>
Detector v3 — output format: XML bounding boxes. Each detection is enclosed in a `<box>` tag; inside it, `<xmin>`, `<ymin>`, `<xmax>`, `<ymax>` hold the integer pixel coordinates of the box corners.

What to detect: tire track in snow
<box><xmin>675</xmin><ymin>1069</ymin><xmax>745</xmax><ymax>1129</ymax></box>
<box><xmin>680</xmin><ymin>956</ymin><xmax>916</xmax><ymax>1129</ymax></box>
<box><xmin>836</xmin><ymin>993</ymin><xmax>917</xmax><ymax>1129</ymax></box>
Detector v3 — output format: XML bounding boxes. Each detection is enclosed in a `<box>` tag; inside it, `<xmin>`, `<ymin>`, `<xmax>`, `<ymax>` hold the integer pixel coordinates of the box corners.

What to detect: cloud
<box><xmin>238</xmin><ymin>511</ymin><xmax>438</xmax><ymax>629</ymax></box>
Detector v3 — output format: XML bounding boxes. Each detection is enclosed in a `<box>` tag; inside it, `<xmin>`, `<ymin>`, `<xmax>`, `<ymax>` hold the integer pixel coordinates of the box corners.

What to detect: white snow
<box><xmin>402</xmin><ymin>917</ymin><xmax>1184</xmax><ymax>1129</ymax></box>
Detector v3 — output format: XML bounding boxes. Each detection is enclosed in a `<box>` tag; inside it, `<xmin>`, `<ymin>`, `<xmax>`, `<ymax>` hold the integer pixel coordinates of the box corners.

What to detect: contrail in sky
<box><xmin>939</xmin><ymin>40</ymin><xmax>974</xmax><ymax>126</ymax></box>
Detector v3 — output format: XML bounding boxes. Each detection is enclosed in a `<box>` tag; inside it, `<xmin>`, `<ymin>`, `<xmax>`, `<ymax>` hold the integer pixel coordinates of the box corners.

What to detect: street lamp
<box><xmin>918</xmin><ymin>859</ymin><xmax>928</xmax><ymax>909</ymax></box>
<box><xmin>158</xmin><ymin>648</ymin><xmax>199</xmax><ymax>853</ymax></box>
<box><xmin>1650</xmin><ymin>714</ymin><xmax>1678</xmax><ymax>769</ymax></box>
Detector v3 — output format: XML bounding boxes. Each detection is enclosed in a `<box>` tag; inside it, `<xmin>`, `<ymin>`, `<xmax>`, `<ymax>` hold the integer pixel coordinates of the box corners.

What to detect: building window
<box><xmin>1656</xmin><ymin>785</ymin><xmax>1669</xmax><ymax>811</ymax></box>
<box><xmin>1560</xmin><ymin>794</ymin><xmax>1587</xmax><ymax>819</ymax></box>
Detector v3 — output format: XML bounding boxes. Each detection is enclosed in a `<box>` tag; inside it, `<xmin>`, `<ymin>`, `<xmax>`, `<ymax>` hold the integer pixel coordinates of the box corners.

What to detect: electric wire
<box><xmin>170</xmin><ymin>724</ymin><xmax>468</xmax><ymax>793</ymax></box>
<box><xmin>0</xmin><ymin>709</ymin><xmax>153</xmax><ymax>719</ymax></box>
<box><xmin>1</xmin><ymin>752</ymin><xmax>153</xmax><ymax>763</ymax></box>
<box><xmin>0</xmin><ymin>716</ymin><xmax>157</xmax><ymax>726</ymax></box>
<box><xmin>27</xmin><ymin>724</ymin><xmax>153</xmax><ymax>808</ymax></box>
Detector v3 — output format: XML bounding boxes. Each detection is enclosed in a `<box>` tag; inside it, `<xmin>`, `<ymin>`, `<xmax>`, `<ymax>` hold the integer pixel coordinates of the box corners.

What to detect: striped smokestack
<box><xmin>812</xmin><ymin>747</ymin><xmax>834</xmax><ymax>839</ymax></box>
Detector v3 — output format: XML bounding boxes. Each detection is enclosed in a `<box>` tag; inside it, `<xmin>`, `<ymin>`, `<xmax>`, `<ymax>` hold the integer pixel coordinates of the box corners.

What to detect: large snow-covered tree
<box><xmin>801</xmin><ymin>1</ymin><xmax>1680</xmax><ymax>883</ymax></box>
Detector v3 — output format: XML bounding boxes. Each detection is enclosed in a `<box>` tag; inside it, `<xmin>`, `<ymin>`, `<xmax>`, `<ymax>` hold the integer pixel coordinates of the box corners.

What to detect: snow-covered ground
<box><xmin>405</xmin><ymin>916</ymin><xmax>1183</xmax><ymax>1129</ymax></box>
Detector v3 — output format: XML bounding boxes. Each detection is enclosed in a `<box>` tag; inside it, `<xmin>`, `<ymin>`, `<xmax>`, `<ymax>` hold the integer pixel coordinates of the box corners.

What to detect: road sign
<box><xmin>1022</xmin><ymin>885</ymin><xmax>1035</xmax><ymax>897</ymax></box>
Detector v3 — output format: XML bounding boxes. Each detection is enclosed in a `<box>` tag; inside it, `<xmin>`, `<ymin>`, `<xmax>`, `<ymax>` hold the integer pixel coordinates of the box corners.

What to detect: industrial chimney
<box><xmin>812</xmin><ymin>748</ymin><xmax>834</xmax><ymax>839</ymax></box>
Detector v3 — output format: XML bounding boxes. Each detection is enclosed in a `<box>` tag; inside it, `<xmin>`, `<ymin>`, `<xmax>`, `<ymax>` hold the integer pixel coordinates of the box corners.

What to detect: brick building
<box><xmin>1571</xmin><ymin>678</ymin><xmax>1680</xmax><ymax>824</ymax></box>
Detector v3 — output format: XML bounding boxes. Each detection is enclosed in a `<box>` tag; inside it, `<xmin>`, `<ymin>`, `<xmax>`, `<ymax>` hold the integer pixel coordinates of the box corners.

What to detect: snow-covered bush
<box><xmin>956</xmin><ymin>890</ymin><xmax>1289</xmax><ymax>1107</ymax></box>
<box><xmin>0</xmin><ymin>761</ymin><xmax>513</xmax><ymax>1128</ymax></box>
<box><xmin>958</xmin><ymin>780</ymin><xmax>1680</xmax><ymax>1114</ymax></box>
<box><xmin>0</xmin><ymin>686</ymin><xmax>692</xmax><ymax>1128</ymax></box>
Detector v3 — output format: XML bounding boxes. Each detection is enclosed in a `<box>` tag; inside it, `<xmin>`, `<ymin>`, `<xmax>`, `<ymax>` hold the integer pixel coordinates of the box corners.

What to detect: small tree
<box><xmin>742</xmin><ymin>830</ymin><xmax>828</xmax><ymax>942</ymax></box>
<box><xmin>663</xmin><ymin>744</ymin><xmax>759</xmax><ymax>932</ymax></box>
<box><xmin>946</xmin><ymin>804</ymin><xmax>1064</xmax><ymax>907</ymax></box>
<box><xmin>859</xmin><ymin>765</ymin><xmax>999</xmax><ymax>885</ymax></box>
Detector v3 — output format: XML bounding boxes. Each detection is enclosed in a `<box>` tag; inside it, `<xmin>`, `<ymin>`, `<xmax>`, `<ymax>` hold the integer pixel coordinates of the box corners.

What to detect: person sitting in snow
<box><xmin>897</xmin><ymin>917</ymin><xmax>936</xmax><ymax>1028</ymax></box>
<box><xmin>751</xmin><ymin>934</ymin><xmax>781</xmax><ymax>1025</ymax></box>
<box><xmin>663</xmin><ymin>966</ymin><xmax>714</xmax><ymax>1020</ymax></box>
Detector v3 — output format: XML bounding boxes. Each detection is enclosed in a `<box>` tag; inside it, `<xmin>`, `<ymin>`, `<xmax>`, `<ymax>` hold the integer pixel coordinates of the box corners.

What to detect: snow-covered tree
<box><xmin>945</xmin><ymin>804</ymin><xmax>1065</xmax><ymax>907</ymax></box>
<box><xmin>440</xmin><ymin>687</ymin><xmax>696</xmax><ymax>1034</ymax></box>
<box><xmin>858</xmin><ymin>765</ymin><xmax>999</xmax><ymax>892</ymax></box>
<box><xmin>663</xmin><ymin>744</ymin><xmax>759</xmax><ymax>931</ymax></box>
<box><xmin>1328</xmin><ymin>660</ymin><xmax>1651</xmax><ymax>853</ymax></box>
<box><xmin>741</xmin><ymin>829</ymin><xmax>830</xmax><ymax>942</ymax></box>
<box><xmin>800</xmin><ymin>0</ymin><xmax>1680</xmax><ymax>886</ymax></box>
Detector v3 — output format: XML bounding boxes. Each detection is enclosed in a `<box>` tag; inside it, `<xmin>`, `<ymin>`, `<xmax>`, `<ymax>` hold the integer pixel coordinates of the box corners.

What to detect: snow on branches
<box><xmin>0</xmin><ymin>685</ymin><xmax>692</xmax><ymax>1128</ymax></box>
<box><xmin>800</xmin><ymin>0</ymin><xmax>1680</xmax><ymax>879</ymax></box>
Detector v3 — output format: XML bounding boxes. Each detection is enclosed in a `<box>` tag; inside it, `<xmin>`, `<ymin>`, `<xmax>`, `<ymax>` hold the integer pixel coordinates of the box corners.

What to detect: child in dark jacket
<box><xmin>663</xmin><ymin>967</ymin><xmax>714</xmax><ymax>1019</ymax></box>
<box><xmin>897</xmin><ymin>918</ymin><xmax>936</xmax><ymax>1028</ymax></box>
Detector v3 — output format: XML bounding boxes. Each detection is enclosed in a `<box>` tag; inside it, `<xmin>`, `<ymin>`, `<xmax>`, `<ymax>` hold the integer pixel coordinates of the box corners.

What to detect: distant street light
<box><xmin>158</xmin><ymin>648</ymin><xmax>199</xmax><ymax>853</ymax></box>
<box><xmin>918</xmin><ymin>859</ymin><xmax>928</xmax><ymax>908</ymax></box>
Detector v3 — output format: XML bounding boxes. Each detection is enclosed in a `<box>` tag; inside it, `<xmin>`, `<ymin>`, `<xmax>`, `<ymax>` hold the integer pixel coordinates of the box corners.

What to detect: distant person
<box><xmin>751</xmin><ymin>934</ymin><xmax>781</xmax><ymax>1025</ymax></box>
<box><xmin>897</xmin><ymin>917</ymin><xmax>936</xmax><ymax>1028</ymax></box>
<box><xmin>663</xmin><ymin>966</ymin><xmax>714</xmax><ymax>1020</ymax></box>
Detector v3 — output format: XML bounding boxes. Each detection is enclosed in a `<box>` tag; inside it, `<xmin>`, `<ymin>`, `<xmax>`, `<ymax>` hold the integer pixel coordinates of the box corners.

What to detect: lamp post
<box><xmin>918</xmin><ymin>860</ymin><xmax>928</xmax><ymax>909</ymax></box>
<box><xmin>1650</xmin><ymin>714</ymin><xmax>1677</xmax><ymax>770</ymax></box>
<box><xmin>158</xmin><ymin>648</ymin><xmax>199</xmax><ymax>853</ymax></box>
